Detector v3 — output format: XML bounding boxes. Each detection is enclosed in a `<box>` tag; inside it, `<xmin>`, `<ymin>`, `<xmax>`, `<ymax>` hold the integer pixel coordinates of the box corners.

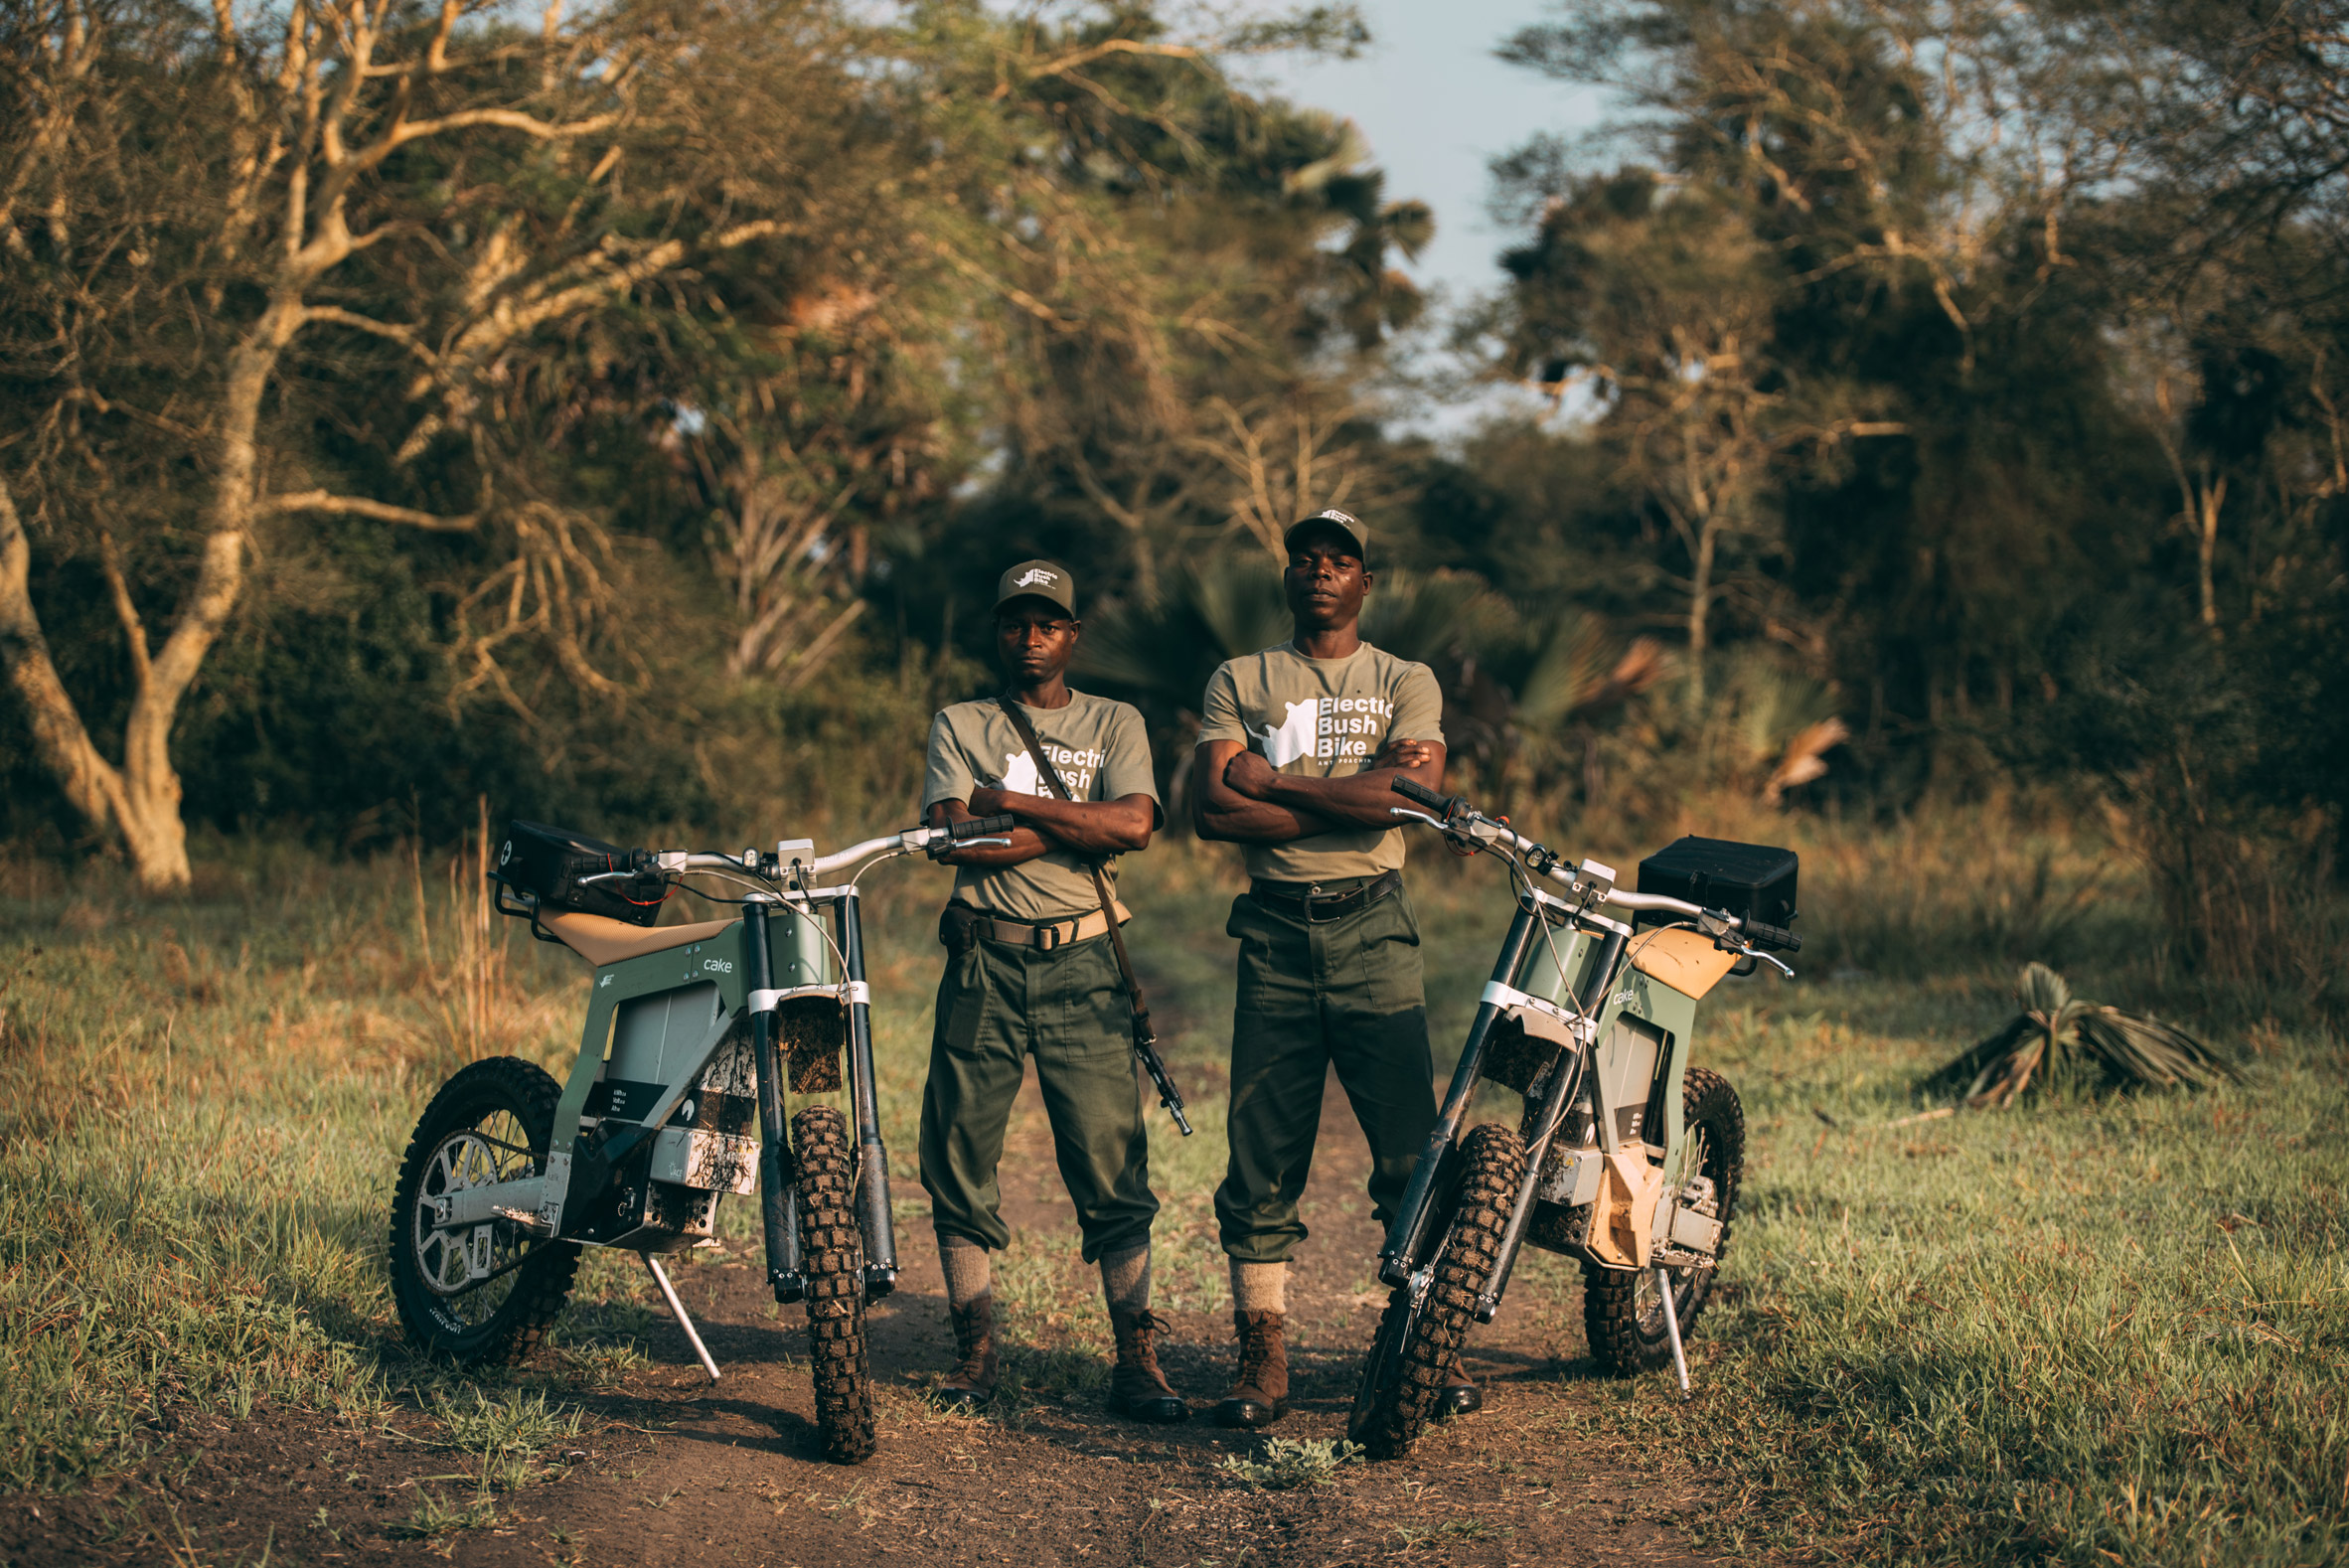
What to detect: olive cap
<box><xmin>1283</xmin><ymin>508</ymin><xmax>1369</xmax><ymax>560</ymax></box>
<box><xmin>994</xmin><ymin>559</ymin><xmax>1076</xmax><ymax>618</ymax></box>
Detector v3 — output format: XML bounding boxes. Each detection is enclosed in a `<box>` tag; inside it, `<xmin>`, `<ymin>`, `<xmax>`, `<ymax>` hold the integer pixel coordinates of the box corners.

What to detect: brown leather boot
<box><xmin>1212</xmin><ymin>1310</ymin><xmax>1288</xmax><ymax>1429</ymax></box>
<box><xmin>1434</xmin><ymin>1355</ymin><xmax>1482</xmax><ymax>1419</ymax></box>
<box><xmin>934</xmin><ymin>1294</ymin><xmax>998</xmax><ymax>1409</ymax></box>
<box><xmin>1108</xmin><ymin>1308</ymin><xmax>1187</xmax><ymax>1424</ymax></box>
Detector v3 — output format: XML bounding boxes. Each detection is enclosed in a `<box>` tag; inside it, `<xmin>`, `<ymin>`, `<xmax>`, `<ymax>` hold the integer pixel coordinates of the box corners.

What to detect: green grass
<box><xmin>1217</xmin><ymin>1435</ymin><xmax>1364</xmax><ymax>1490</ymax></box>
<box><xmin>1</xmin><ymin>811</ymin><xmax>2343</xmax><ymax>1566</ymax></box>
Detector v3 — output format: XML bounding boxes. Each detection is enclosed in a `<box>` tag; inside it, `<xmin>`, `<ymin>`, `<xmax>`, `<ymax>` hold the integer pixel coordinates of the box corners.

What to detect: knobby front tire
<box><xmin>792</xmin><ymin>1104</ymin><xmax>876</xmax><ymax>1464</ymax></box>
<box><xmin>1584</xmin><ymin>1066</ymin><xmax>1745</xmax><ymax>1375</ymax></box>
<box><xmin>389</xmin><ymin>1056</ymin><xmax>581</xmax><ymax>1367</ymax></box>
<box><xmin>1351</xmin><ymin>1121</ymin><xmax>1525</xmax><ymax>1462</ymax></box>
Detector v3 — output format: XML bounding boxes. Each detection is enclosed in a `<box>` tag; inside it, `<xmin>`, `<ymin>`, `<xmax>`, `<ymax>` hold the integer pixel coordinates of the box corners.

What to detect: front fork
<box><xmin>1375</xmin><ymin>907</ymin><xmax>1628</xmax><ymax>1326</ymax></box>
<box><xmin>743</xmin><ymin>892</ymin><xmax>900</xmax><ymax>1306</ymax></box>
<box><xmin>836</xmin><ymin>888</ymin><xmax>898</xmax><ymax>1300</ymax></box>
<box><xmin>1377</xmin><ymin>907</ymin><xmax>1544</xmax><ymax>1288</ymax></box>
<box><xmin>743</xmin><ymin>897</ymin><xmax>806</xmax><ymax>1304</ymax></box>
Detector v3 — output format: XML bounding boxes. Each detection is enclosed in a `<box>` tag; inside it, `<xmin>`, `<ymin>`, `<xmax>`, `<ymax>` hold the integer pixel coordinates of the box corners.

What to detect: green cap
<box><xmin>994</xmin><ymin>558</ymin><xmax>1076</xmax><ymax>618</ymax></box>
<box><xmin>1283</xmin><ymin>508</ymin><xmax>1368</xmax><ymax>560</ymax></box>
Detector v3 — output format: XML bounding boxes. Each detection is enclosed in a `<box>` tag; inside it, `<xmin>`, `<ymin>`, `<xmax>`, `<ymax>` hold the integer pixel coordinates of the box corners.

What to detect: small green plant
<box><xmin>1929</xmin><ymin>963</ymin><xmax>2238</xmax><ymax>1106</ymax></box>
<box><xmin>1216</xmin><ymin>1436</ymin><xmax>1363</xmax><ymax>1491</ymax></box>
<box><xmin>429</xmin><ymin>1387</ymin><xmax>582</xmax><ymax>1458</ymax></box>
<box><xmin>390</xmin><ymin>1487</ymin><xmax>497</xmax><ymax>1540</ymax></box>
<box><xmin>556</xmin><ymin>1340</ymin><xmax>651</xmax><ymax>1388</ymax></box>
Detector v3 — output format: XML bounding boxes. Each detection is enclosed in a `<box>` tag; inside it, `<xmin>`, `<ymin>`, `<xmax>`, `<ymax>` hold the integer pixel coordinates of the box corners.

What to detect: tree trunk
<box><xmin>1687</xmin><ymin>516</ymin><xmax>1717</xmax><ymax>706</ymax></box>
<box><xmin>0</xmin><ymin>291</ymin><xmax>287</xmax><ymax>891</ymax></box>
<box><xmin>0</xmin><ymin>474</ymin><xmax>130</xmax><ymax>837</ymax></box>
<box><xmin>2196</xmin><ymin>473</ymin><xmax>2226</xmax><ymax>634</ymax></box>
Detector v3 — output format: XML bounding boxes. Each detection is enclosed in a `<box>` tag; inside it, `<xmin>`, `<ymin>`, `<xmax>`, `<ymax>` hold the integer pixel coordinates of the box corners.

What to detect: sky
<box><xmin>1243</xmin><ymin>0</ymin><xmax>1609</xmax><ymax>430</ymax></box>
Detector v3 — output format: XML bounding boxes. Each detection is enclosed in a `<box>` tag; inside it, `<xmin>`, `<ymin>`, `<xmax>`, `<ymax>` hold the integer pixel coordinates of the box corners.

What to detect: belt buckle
<box><xmin>1036</xmin><ymin>920</ymin><xmax>1063</xmax><ymax>952</ymax></box>
<box><xmin>1304</xmin><ymin>882</ymin><xmax>1326</xmax><ymax>923</ymax></box>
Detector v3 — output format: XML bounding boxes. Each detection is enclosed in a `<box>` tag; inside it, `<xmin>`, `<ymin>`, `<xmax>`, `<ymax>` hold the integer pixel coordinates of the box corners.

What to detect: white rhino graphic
<box><xmin>995</xmin><ymin>749</ymin><xmax>1042</xmax><ymax>795</ymax></box>
<box><xmin>1249</xmin><ymin>699</ymin><xmax>1321</xmax><ymax>767</ymax></box>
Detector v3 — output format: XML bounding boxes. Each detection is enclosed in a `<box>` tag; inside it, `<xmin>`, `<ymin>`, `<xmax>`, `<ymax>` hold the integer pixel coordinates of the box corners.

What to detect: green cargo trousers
<box><xmin>1213</xmin><ymin>878</ymin><xmax>1439</xmax><ymax>1265</ymax></box>
<box><xmin>918</xmin><ymin>928</ymin><xmax>1159</xmax><ymax>1264</ymax></box>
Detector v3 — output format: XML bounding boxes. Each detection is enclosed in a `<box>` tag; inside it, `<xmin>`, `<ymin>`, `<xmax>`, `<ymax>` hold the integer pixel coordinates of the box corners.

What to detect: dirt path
<box><xmin>1</xmin><ymin>1076</ymin><xmax>1734</xmax><ymax>1568</ymax></box>
<box><xmin>4</xmin><ymin>975</ymin><xmax>1743</xmax><ymax>1568</ymax></box>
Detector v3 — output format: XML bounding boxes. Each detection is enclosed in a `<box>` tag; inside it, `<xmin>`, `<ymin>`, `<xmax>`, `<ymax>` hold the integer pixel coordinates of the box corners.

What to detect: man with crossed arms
<box><xmin>920</xmin><ymin>559</ymin><xmax>1186</xmax><ymax>1424</ymax></box>
<box><xmin>1190</xmin><ymin>509</ymin><xmax>1479</xmax><ymax>1429</ymax></box>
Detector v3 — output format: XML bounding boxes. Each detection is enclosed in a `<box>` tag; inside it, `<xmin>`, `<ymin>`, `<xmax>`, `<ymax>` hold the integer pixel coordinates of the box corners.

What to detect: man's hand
<box><xmin>968</xmin><ymin>784</ymin><xmax>1021</xmax><ymax>817</ymax></box>
<box><xmin>1222</xmin><ymin>749</ymin><xmax>1278</xmax><ymax>800</ymax></box>
<box><xmin>1372</xmin><ymin>737</ymin><xmax>1438</xmax><ymax>771</ymax></box>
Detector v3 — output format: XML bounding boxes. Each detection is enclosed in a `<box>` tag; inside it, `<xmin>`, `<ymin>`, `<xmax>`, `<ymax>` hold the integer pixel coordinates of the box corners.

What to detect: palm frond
<box><xmin>1927</xmin><ymin>962</ymin><xmax>2236</xmax><ymax>1109</ymax></box>
<box><xmin>1359</xmin><ymin>569</ymin><xmax>1506</xmax><ymax>666</ymax></box>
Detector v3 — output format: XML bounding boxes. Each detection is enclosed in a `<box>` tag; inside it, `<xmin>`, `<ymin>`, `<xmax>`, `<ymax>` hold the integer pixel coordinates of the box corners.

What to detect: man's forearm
<box><xmin>995</xmin><ymin>794</ymin><xmax>1152</xmax><ymax>855</ymax></box>
<box><xmin>1257</xmin><ymin>766</ymin><xmax>1424</xmax><ymax>831</ymax></box>
<box><xmin>1195</xmin><ymin>796</ymin><xmax>1341</xmax><ymax>843</ymax></box>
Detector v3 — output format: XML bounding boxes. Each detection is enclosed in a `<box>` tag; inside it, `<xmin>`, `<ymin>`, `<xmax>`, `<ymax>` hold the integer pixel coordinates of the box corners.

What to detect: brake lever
<box><xmin>1738</xmin><ymin>945</ymin><xmax>1796</xmax><ymax>980</ymax></box>
<box><xmin>926</xmin><ymin>836</ymin><xmax>1013</xmax><ymax>861</ymax></box>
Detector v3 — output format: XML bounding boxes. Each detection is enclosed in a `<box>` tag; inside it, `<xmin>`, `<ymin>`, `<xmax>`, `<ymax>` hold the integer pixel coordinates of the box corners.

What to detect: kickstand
<box><xmin>1655</xmin><ymin>1267</ymin><xmax>1690</xmax><ymax>1401</ymax></box>
<box><xmin>641</xmin><ymin>1251</ymin><xmax>720</xmax><ymax>1383</ymax></box>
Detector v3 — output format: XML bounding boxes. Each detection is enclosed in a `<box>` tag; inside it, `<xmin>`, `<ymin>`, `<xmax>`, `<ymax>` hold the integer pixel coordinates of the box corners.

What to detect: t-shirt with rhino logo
<box><xmin>1199</xmin><ymin>641</ymin><xmax>1445</xmax><ymax>883</ymax></box>
<box><xmin>922</xmin><ymin>691</ymin><xmax>1161</xmax><ymax>921</ymax></box>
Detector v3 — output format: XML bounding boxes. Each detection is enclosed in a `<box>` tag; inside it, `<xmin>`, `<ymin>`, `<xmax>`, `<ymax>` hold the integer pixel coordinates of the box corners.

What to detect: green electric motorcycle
<box><xmin>1348</xmin><ymin>778</ymin><xmax>1801</xmax><ymax>1460</ymax></box>
<box><xmin>386</xmin><ymin>814</ymin><xmax>1011</xmax><ymax>1465</ymax></box>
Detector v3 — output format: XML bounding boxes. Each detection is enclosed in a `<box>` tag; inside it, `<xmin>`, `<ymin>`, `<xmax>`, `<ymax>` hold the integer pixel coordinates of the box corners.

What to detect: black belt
<box><xmin>1248</xmin><ymin>870</ymin><xmax>1402</xmax><ymax>923</ymax></box>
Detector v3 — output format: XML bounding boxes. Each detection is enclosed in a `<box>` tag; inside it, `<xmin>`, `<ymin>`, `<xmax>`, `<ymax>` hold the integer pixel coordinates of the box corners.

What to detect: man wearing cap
<box><xmin>918</xmin><ymin>559</ymin><xmax>1185</xmax><ymax>1424</ymax></box>
<box><xmin>1190</xmin><ymin>510</ymin><xmax>1479</xmax><ymax>1429</ymax></box>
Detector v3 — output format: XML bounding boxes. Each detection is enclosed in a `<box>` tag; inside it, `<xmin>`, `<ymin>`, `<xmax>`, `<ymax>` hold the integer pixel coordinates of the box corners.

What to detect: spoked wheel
<box><xmin>792</xmin><ymin>1104</ymin><xmax>875</xmax><ymax>1464</ymax></box>
<box><xmin>1349</xmin><ymin>1122</ymin><xmax>1525</xmax><ymax>1462</ymax></box>
<box><xmin>389</xmin><ymin>1056</ymin><xmax>581</xmax><ymax>1366</ymax></box>
<box><xmin>1584</xmin><ymin>1067</ymin><xmax>1745</xmax><ymax>1375</ymax></box>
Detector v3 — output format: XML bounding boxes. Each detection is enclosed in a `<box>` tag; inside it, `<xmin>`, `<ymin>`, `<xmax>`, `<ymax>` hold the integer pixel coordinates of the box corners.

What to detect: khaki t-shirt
<box><xmin>922</xmin><ymin>691</ymin><xmax>1161</xmax><ymax>922</ymax></box>
<box><xmin>1198</xmin><ymin>642</ymin><xmax>1445</xmax><ymax>884</ymax></box>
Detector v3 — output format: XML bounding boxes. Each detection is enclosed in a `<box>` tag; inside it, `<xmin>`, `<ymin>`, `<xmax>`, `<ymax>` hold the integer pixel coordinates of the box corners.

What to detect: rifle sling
<box><xmin>994</xmin><ymin>696</ymin><xmax>1158</xmax><ymax>1043</ymax></box>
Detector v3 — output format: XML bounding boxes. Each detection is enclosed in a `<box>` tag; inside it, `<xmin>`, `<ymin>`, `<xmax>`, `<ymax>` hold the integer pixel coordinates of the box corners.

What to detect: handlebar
<box><xmin>1392</xmin><ymin>775</ymin><xmax>1464</xmax><ymax>818</ymax></box>
<box><xmin>655</xmin><ymin>812</ymin><xmax>1022</xmax><ymax>886</ymax></box>
<box><xmin>1386</xmin><ymin>777</ymin><xmax>1801</xmax><ymax>954</ymax></box>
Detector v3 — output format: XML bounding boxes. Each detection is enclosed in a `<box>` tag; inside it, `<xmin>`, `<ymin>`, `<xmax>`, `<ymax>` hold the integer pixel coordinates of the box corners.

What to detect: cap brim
<box><xmin>1282</xmin><ymin>518</ymin><xmax>1367</xmax><ymax>557</ymax></box>
<box><xmin>994</xmin><ymin>588</ymin><xmax>1075</xmax><ymax>617</ymax></box>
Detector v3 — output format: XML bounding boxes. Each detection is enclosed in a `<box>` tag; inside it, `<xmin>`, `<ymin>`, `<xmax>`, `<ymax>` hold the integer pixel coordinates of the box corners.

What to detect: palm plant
<box><xmin>1929</xmin><ymin>963</ymin><xmax>2238</xmax><ymax>1108</ymax></box>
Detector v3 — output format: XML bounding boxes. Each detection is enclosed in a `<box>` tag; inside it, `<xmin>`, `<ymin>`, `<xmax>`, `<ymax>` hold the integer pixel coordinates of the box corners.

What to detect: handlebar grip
<box><xmin>1390</xmin><ymin>776</ymin><xmax>1460</xmax><ymax>815</ymax></box>
<box><xmin>1743</xmin><ymin>920</ymin><xmax>1801</xmax><ymax>953</ymax></box>
<box><xmin>952</xmin><ymin>813</ymin><xmax>1018</xmax><ymax>840</ymax></box>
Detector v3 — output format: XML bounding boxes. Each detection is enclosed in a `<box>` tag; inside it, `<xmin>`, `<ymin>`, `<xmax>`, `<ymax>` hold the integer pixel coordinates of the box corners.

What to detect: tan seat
<box><xmin>1628</xmin><ymin>925</ymin><xmax>1740</xmax><ymax>1000</ymax></box>
<box><xmin>540</xmin><ymin>909</ymin><xmax>738</xmax><ymax>968</ymax></box>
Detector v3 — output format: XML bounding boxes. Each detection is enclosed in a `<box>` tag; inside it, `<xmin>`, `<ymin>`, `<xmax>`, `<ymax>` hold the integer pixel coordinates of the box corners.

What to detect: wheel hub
<box><xmin>411</xmin><ymin>1130</ymin><xmax>527</xmax><ymax>1301</ymax></box>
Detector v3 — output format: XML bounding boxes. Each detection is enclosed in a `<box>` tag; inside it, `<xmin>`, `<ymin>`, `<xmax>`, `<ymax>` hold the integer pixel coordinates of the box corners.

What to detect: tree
<box><xmin>0</xmin><ymin>0</ymin><xmax>938</xmax><ymax>885</ymax></box>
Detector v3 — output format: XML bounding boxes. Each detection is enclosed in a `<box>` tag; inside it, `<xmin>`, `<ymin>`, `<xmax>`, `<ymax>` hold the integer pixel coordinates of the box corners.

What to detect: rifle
<box><xmin>994</xmin><ymin>696</ymin><xmax>1194</xmax><ymax>1136</ymax></box>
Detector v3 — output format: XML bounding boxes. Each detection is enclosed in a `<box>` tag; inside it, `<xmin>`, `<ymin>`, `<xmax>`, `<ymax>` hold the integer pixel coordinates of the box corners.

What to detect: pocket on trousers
<box><xmin>1358</xmin><ymin>891</ymin><xmax>1426</xmax><ymax>1014</ymax></box>
<box><xmin>936</xmin><ymin>951</ymin><xmax>990</xmax><ymax>1057</ymax></box>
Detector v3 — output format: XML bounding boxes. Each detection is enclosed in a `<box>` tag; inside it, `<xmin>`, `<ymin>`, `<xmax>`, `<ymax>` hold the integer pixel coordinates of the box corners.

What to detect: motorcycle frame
<box><xmin>456</xmin><ymin>881</ymin><xmax>899</xmax><ymax>1306</ymax></box>
<box><xmin>1376</xmin><ymin>883</ymin><xmax>1710</xmax><ymax>1322</ymax></box>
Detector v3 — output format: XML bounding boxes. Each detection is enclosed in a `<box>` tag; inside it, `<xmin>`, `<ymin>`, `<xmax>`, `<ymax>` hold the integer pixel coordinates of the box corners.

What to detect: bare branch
<box><xmin>301</xmin><ymin>304</ymin><xmax>438</xmax><ymax>365</ymax></box>
<box><xmin>261</xmin><ymin>490</ymin><xmax>480</xmax><ymax>529</ymax></box>
<box><xmin>96</xmin><ymin>531</ymin><xmax>153</xmax><ymax>688</ymax></box>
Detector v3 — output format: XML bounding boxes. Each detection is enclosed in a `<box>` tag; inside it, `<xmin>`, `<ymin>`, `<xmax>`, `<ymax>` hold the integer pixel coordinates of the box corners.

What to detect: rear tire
<box><xmin>389</xmin><ymin>1057</ymin><xmax>581</xmax><ymax>1366</ymax></box>
<box><xmin>1584</xmin><ymin>1067</ymin><xmax>1744</xmax><ymax>1375</ymax></box>
<box><xmin>793</xmin><ymin>1105</ymin><xmax>875</xmax><ymax>1464</ymax></box>
<box><xmin>1349</xmin><ymin>1122</ymin><xmax>1525</xmax><ymax>1461</ymax></box>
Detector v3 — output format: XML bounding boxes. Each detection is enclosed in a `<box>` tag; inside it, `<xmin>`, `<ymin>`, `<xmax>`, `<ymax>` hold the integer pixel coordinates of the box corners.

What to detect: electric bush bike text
<box><xmin>1347</xmin><ymin>779</ymin><xmax>1801</xmax><ymax>1460</ymax></box>
<box><xmin>387</xmin><ymin>815</ymin><xmax>1013</xmax><ymax>1466</ymax></box>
